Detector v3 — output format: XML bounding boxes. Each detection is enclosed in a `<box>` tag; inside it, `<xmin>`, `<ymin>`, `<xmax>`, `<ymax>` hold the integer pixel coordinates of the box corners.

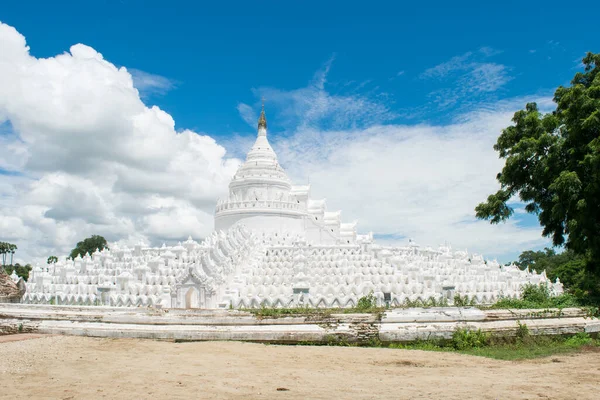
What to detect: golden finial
<box><xmin>258</xmin><ymin>97</ymin><xmax>267</xmax><ymax>130</ymax></box>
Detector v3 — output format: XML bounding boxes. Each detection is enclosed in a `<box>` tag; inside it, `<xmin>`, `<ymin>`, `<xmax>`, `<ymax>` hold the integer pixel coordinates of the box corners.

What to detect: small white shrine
<box><xmin>22</xmin><ymin>107</ymin><xmax>562</xmax><ymax>309</ymax></box>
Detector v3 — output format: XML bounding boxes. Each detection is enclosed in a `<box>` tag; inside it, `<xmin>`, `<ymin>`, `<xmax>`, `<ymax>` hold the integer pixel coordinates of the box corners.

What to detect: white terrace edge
<box><xmin>1</xmin><ymin>304</ymin><xmax>598</xmax><ymax>343</ymax></box>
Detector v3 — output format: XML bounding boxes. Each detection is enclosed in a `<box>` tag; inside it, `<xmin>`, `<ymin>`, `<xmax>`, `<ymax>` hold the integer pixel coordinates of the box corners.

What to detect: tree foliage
<box><xmin>47</xmin><ymin>256</ymin><xmax>58</xmax><ymax>264</ymax></box>
<box><xmin>3</xmin><ymin>263</ymin><xmax>32</xmax><ymax>281</ymax></box>
<box><xmin>69</xmin><ymin>235</ymin><xmax>108</xmax><ymax>259</ymax></box>
<box><xmin>491</xmin><ymin>282</ymin><xmax>580</xmax><ymax>309</ymax></box>
<box><xmin>0</xmin><ymin>242</ymin><xmax>17</xmax><ymax>266</ymax></box>
<box><xmin>511</xmin><ymin>248</ymin><xmax>597</xmax><ymax>304</ymax></box>
<box><xmin>476</xmin><ymin>52</ymin><xmax>600</xmax><ymax>275</ymax></box>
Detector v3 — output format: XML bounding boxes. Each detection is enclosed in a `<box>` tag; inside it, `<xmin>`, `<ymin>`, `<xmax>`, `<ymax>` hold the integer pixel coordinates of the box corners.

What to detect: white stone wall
<box><xmin>2</xmin><ymin>304</ymin><xmax>596</xmax><ymax>343</ymax></box>
<box><xmin>21</xmin><ymin>225</ymin><xmax>562</xmax><ymax>310</ymax></box>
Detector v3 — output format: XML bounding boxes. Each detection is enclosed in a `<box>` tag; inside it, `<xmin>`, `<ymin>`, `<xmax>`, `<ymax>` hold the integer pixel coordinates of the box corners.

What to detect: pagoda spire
<box><xmin>257</xmin><ymin>98</ymin><xmax>267</xmax><ymax>136</ymax></box>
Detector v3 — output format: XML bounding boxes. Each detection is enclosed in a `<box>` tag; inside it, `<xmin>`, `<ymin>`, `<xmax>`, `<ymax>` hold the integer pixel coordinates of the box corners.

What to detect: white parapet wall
<box><xmin>0</xmin><ymin>303</ymin><xmax>598</xmax><ymax>343</ymax></box>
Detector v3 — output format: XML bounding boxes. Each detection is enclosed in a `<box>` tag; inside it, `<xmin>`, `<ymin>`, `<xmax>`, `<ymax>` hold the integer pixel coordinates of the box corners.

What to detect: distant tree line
<box><xmin>1</xmin><ymin>241</ymin><xmax>31</xmax><ymax>281</ymax></box>
<box><xmin>1</xmin><ymin>235</ymin><xmax>110</xmax><ymax>282</ymax></box>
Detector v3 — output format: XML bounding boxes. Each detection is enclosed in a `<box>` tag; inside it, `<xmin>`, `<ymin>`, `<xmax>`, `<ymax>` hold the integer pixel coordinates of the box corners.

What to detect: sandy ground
<box><xmin>1</xmin><ymin>335</ymin><xmax>599</xmax><ymax>399</ymax></box>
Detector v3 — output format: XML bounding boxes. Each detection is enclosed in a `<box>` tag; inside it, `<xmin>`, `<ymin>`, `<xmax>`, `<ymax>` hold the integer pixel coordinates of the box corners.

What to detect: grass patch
<box><xmin>459</xmin><ymin>338</ymin><xmax>592</xmax><ymax>360</ymax></box>
<box><xmin>461</xmin><ymin>332</ymin><xmax>598</xmax><ymax>360</ymax></box>
<box><xmin>298</xmin><ymin>330</ymin><xmax>600</xmax><ymax>360</ymax></box>
<box><xmin>243</xmin><ymin>305</ymin><xmax>386</xmax><ymax>318</ymax></box>
<box><xmin>389</xmin><ymin>328</ymin><xmax>599</xmax><ymax>360</ymax></box>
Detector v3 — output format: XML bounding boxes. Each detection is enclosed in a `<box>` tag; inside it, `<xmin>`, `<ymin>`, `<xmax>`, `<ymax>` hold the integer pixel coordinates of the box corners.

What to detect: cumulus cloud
<box><xmin>0</xmin><ymin>22</ymin><xmax>240</xmax><ymax>262</ymax></box>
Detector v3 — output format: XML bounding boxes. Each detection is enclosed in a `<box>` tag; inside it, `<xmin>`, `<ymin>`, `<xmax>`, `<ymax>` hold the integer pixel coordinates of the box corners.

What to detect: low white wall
<box><xmin>215</xmin><ymin>211</ymin><xmax>304</xmax><ymax>235</ymax></box>
<box><xmin>1</xmin><ymin>304</ymin><xmax>598</xmax><ymax>343</ymax></box>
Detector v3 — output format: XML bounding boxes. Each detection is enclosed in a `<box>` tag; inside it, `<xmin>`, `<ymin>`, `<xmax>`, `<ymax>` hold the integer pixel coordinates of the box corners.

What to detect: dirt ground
<box><xmin>0</xmin><ymin>335</ymin><xmax>599</xmax><ymax>399</ymax></box>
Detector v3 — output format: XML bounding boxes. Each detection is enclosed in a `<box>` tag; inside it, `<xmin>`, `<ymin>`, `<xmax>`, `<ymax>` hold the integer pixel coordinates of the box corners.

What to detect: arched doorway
<box><xmin>185</xmin><ymin>287</ymin><xmax>199</xmax><ymax>308</ymax></box>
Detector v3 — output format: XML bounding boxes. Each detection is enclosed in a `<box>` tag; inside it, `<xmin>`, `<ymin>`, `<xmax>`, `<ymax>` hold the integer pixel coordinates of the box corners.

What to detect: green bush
<box><xmin>564</xmin><ymin>332</ymin><xmax>593</xmax><ymax>347</ymax></box>
<box><xmin>516</xmin><ymin>321</ymin><xmax>530</xmax><ymax>340</ymax></box>
<box><xmin>522</xmin><ymin>283</ymin><xmax>551</xmax><ymax>303</ymax></box>
<box><xmin>356</xmin><ymin>292</ymin><xmax>376</xmax><ymax>311</ymax></box>
<box><xmin>451</xmin><ymin>327</ymin><xmax>489</xmax><ymax>350</ymax></box>
<box><xmin>492</xmin><ymin>283</ymin><xmax>581</xmax><ymax>309</ymax></box>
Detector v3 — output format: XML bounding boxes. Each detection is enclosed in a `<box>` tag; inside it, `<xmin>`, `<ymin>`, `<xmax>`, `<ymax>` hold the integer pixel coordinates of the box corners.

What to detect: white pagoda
<box><xmin>215</xmin><ymin>105</ymin><xmax>358</xmax><ymax>244</ymax></box>
<box><xmin>22</xmin><ymin>107</ymin><xmax>563</xmax><ymax>309</ymax></box>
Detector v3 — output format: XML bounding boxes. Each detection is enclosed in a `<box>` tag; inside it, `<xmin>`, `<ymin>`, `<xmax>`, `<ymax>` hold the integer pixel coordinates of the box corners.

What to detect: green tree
<box><xmin>9</xmin><ymin>243</ymin><xmax>16</xmax><ymax>265</ymax></box>
<box><xmin>0</xmin><ymin>242</ymin><xmax>6</xmax><ymax>266</ymax></box>
<box><xmin>69</xmin><ymin>235</ymin><xmax>108</xmax><ymax>259</ymax></box>
<box><xmin>514</xmin><ymin>248</ymin><xmax>575</xmax><ymax>275</ymax></box>
<box><xmin>47</xmin><ymin>256</ymin><xmax>58</xmax><ymax>264</ymax></box>
<box><xmin>510</xmin><ymin>248</ymin><xmax>597</xmax><ymax>303</ymax></box>
<box><xmin>476</xmin><ymin>53</ymin><xmax>600</xmax><ymax>279</ymax></box>
<box><xmin>0</xmin><ymin>242</ymin><xmax>17</xmax><ymax>267</ymax></box>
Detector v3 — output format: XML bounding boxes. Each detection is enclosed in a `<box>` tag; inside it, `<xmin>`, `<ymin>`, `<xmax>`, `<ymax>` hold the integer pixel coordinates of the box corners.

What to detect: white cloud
<box><xmin>237</xmin><ymin>103</ymin><xmax>257</xmax><ymax>127</ymax></box>
<box><xmin>246</xmin><ymin>57</ymin><xmax>396</xmax><ymax>130</ymax></box>
<box><xmin>0</xmin><ymin>129</ymin><xmax>27</xmax><ymax>172</ymax></box>
<box><xmin>572</xmin><ymin>56</ymin><xmax>585</xmax><ymax>70</ymax></box>
<box><xmin>421</xmin><ymin>49</ymin><xmax>512</xmax><ymax>109</ymax></box>
<box><xmin>478</xmin><ymin>47</ymin><xmax>503</xmax><ymax>57</ymax></box>
<box><xmin>129</xmin><ymin>68</ymin><xmax>176</xmax><ymax>97</ymax></box>
<box><xmin>421</xmin><ymin>52</ymin><xmax>474</xmax><ymax>79</ymax></box>
<box><xmin>0</xmin><ymin>22</ymin><xmax>240</xmax><ymax>263</ymax></box>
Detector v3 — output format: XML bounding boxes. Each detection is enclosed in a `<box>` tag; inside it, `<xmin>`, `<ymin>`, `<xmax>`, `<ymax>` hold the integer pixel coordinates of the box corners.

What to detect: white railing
<box><xmin>215</xmin><ymin>200</ymin><xmax>301</xmax><ymax>213</ymax></box>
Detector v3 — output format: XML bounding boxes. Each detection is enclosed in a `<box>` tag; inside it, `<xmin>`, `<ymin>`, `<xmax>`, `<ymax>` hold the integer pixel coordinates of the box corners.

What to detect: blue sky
<box><xmin>0</xmin><ymin>1</ymin><xmax>597</xmax><ymax>263</ymax></box>
<box><xmin>2</xmin><ymin>0</ymin><xmax>593</xmax><ymax>134</ymax></box>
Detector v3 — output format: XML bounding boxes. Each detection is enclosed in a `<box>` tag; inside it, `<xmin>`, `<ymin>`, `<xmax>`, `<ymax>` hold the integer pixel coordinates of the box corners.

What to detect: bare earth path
<box><xmin>1</xmin><ymin>335</ymin><xmax>599</xmax><ymax>399</ymax></box>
